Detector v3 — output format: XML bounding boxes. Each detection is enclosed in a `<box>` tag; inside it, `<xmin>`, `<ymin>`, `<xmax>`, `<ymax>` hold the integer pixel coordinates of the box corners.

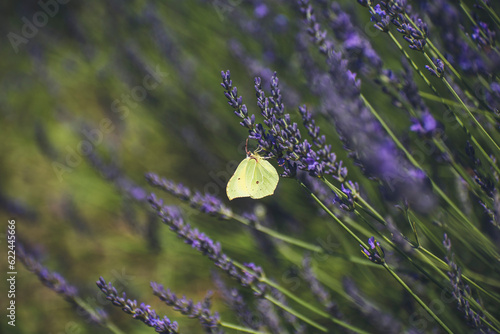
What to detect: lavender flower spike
<box><xmin>151</xmin><ymin>282</ymin><xmax>223</xmax><ymax>332</ymax></box>
<box><xmin>222</xmin><ymin>70</ymin><xmax>346</xmax><ymax>180</ymax></box>
<box><xmin>360</xmin><ymin>237</ymin><xmax>385</xmax><ymax>264</ymax></box>
<box><xmin>96</xmin><ymin>277</ymin><xmax>179</xmax><ymax>334</ymax></box>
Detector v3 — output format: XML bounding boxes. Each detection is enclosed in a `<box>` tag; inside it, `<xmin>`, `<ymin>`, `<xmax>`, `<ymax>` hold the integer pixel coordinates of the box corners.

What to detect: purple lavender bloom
<box><xmin>257</xmin><ymin>299</ymin><xmax>286</xmax><ymax>334</ymax></box>
<box><xmin>96</xmin><ymin>277</ymin><xmax>179</xmax><ymax>334</ymax></box>
<box><xmin>371</xmin><ymin>4</ymin><xmax>391</xmax><ymax>32</ymax></box>
<box><xmin>360</xmin><ymin>237</ymin><xmax>385</xmax><ymax>264</ymax></box>
<box><xmin>410</xmin><ymin>111</ymin><xmax>438</xmax><ymax>136</ymax></box>
<box><xmin>399</xmin><ymin>61</ymin><xmax>439</xmax><ymax>133</ymax></box>
<box><xmin>0</xmin><ymin>192</ymin><xmax>37</xmax><ymax>220</ymax></box>
<box><xmin>425</xmin><ymin>58</ymin><xmax>445</xmax><ymax>77</ymax></box>
<box><xmin>298</xmin><ymin>0</ymin><xmax>436</xmax><ymax>212</ymax></box>
<box><xmin>333</xmin><ymin>181</ymin><xmax>359</xmax><ymax>212</ymax></box>
<box><xmin>254</xmin><ymin>3</ymin><xmax>269</xmax><ymax>19</ymax></box>
<box><xmin>222</xmin><ymin>70</ymin><xmax>346</xmax><ymax>179</ymax></box>
<box><xmin>241</xmin><ymin>262</ymin><xmax>267</xmax><ymax>295</ymax></box>
<box><xmin>151</xmin><ymin>282</ymin><xmax>222</xmax><ymax>331</ymax></box>
<box><xmin>471</xmin><ymin>21</ymin><xmax>496</xmax><ymax>49</ymax></box>
<box><xmin>420</xmin><ymin>0</ymin><xmax>497</xmax><ymax>76</ymax></box>
<box><xmin>370</xmin><ymin>0</ymin><xmax>428</xmax><ymax>51</ymax></box>
<box><xmin>320</xmin><ymin>2</ymin><xmax>382</xmax><ymax>73</ymax></box>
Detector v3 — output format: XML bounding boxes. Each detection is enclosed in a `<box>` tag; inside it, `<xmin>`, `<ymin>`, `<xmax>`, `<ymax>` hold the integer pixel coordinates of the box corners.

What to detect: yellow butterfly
<box><xmin>226</xmin><ymin>146</ymin><xmax>279</xmax><ymax>201</ymax></box>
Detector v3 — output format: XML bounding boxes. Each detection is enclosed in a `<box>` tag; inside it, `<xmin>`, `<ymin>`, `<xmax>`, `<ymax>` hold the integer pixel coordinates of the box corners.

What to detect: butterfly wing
<box><xmin>246</xmin><ymin>156</ymin><xmax>279</xmax><ymax>199</ymax></box>
<box><xmin>226</xmin><ymin>157</ymin><xmax>251</xmax><ymax>200</ymax></box>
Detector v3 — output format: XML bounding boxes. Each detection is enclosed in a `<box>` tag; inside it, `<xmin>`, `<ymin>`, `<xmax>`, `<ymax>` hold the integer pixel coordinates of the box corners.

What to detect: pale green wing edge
<box><xmin>226</xmin><ymin>157</ymin><xmax>251</xmax><ymax>200</ymax></box>
<box><xmin>247</xmin><ymin>158</ymin><xmax>279</xmax><ymax>199</ymax></box>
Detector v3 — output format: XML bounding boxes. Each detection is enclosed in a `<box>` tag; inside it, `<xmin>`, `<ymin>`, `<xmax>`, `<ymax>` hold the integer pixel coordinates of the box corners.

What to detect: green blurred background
<box><xmin>0</xmin><ymin>1</ymin><xmax>326</xmax><ymax>333</ymax></box>
<box><xmin>2</xmin><ymin>1</ymin><xmax>497</xmax><ymax>333</ymax></box>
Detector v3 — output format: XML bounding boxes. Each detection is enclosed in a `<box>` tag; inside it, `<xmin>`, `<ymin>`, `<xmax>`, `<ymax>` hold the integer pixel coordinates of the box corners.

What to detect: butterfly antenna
<box><xmin>245</xmin><ymin>138</ymin><xmax>251</xmax><ymax>156</ymax></box>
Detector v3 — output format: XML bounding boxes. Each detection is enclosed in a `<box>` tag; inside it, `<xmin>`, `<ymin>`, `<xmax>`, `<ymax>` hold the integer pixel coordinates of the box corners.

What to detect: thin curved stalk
<box><xmin>220</xmin><ymin>322</ymin><xmax>268</xmax><ymax>334</ymax></box>
<box><xmin>383</xmin><ymin>263</ymin><xmax>454</xmax><ymax>334</ymax></box>
<box><xmin>74</xmin><ymin>297</ymin><xmax>125</xmax><ymax>334</ymax></box>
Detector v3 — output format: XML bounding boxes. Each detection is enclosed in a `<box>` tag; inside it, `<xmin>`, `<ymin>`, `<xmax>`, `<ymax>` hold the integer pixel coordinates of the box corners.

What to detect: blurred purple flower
<box><xmin>18</xmin><ymin>242</ymin><xmax>108</xmax><ymax>325</ymax></box>
<box><xmin>343</xmin><ymin>277</ymin><xmax>404</xmax><ymax>334</ymax></box>
<box><xmin>410</xmin><ymin>111</ymin><xmax>438</xmax><ymax>136</ymax></box>
<box><xmin>18</xmin><ymin>243</ymin><xmax>78</xmax><ymax>300</ymax></box>
<box><xmin>254</xmin><ymin>3</ymin><xmax>269</xmax><ymax>19</ymax></box>
<box><xmin>302</xmin><ymin>255</ymin><xmax>343</xmax><ymax>318</ymax></box>
<box><xmin>212</xmin><ymin>271</ymin><xmax>260</xmax><ymax>330</ymax></box>
<box><xmin>298</xmin><ymin>0</ymin><xmax>436</xmax><ymax>212</ymax></box>
<box><xmin>443</xmin><ymin>234</ymin><xmax>490</xmax><ymax>330</ymax></box>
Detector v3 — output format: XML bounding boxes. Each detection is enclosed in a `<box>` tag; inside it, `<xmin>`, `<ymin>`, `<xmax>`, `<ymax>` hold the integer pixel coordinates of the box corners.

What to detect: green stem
<box><xmin>301</xmin><ymin>177</ymin><xmax>500</xmax><ymax>330</ymax></box>
<box><xmin>230</xmin><ymin>261</ymin><xmax>331</xmax><ymax>332</ymax></box>
<box><xmin>404</xmin><ymin>11</ymin><xmax>500</xmax><ymax>137</ymax></box>
<box><xmin>419</xmin><ymin>91</ymin><xmax>492</xmax><ymax>116</ymax></box>
<box><xmin>263</xmin><ymin>294</ymin><xmax>328</xmax><ymax>332</ymax></box>
<box><xmin>220</xmin><ymin>322</ymin><xmax>267</xmax><ymax>334</ymax></box>
<box><xmin>382</xmin><ymin>263</ymin><xmax>454</xmax><ymax>334</ymax></box>
<box><xmin>458</xmin><ymin>0</ymin><xmax>500</xmax><ymax>57</ymax></box>
<box><xmin>385</xmin><ymin>15</ymin><xmax>500</xmax><ymax>175</ymax></box>
<box><xmin>419</xmin><ymin>246</ymin><xmax>500</xmax><ymax>304</ymax></box>
<box><xmin>74</xmin><ymin>297</ymin><xmax>125</xmax><ymax>334</ymax></box>
<box><xmin>232</xmin><ymin>258</ymin><xmax>369</xmax><ymax>333</ymax></box>
<box><xmin>318</xmin><ymin>185</ymin><xmax>499</xmax><ymax>326</ymax></box>
<box><xmin>359</xmin><ymin>95</ymin><xmax>499</xmax><ymax>260</ymax></box>
<box><xmin>263</xmin><ymin>279</ymin><xmax>370</xmax><ymax>334</ymax></box>
<box><xmin>253</xmin><ymin>224</ymin><xmax>324</xmax><ymax>253</ymax></box>
<box><xmin>431</xmin><ymin>61</ymin><xmax>500</xmax><ymax>155</ymax></box>
<box><xmin>298</xmin><ymin>180</ymin><xmax>368</xmax><ymax>249</ymax></box>
<box><xmin>431</xmin><ymin>140</ymin><xmax>492</xmax><ymax>204</ymax></box>
<box><xmin>320</xmin><ymin>176</ymin><xmax>386</xmax><ymax>226</ymax></box>
<box><xmin>148</xmin><ymin>180</ymin><xmax>325</xmax><ymax>255</ymax></box>
<box><xmin>477</xmin><ymin>0</ymin><xmax>500</xmax><ymax>29</ymax></box>
<box><xmin>305</xmin><ymin>178</ymin><xmax>450</xmax><ymax>296</ymax></box>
